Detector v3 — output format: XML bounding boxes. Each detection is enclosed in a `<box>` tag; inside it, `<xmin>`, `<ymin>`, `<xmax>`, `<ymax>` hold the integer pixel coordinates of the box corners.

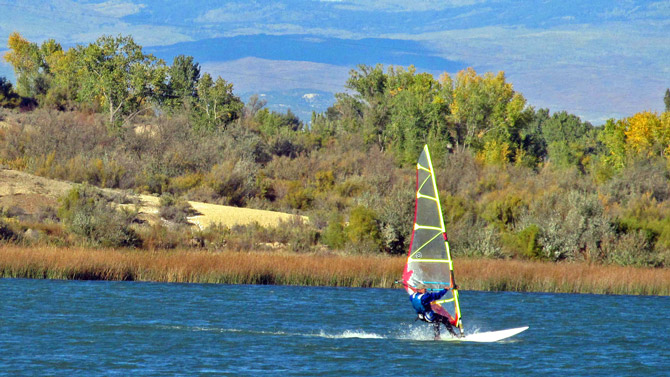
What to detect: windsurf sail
<box><xmin>402</xmin><ymin>144</ymin><xmax>463</xmax><ymax>333</ymax></box>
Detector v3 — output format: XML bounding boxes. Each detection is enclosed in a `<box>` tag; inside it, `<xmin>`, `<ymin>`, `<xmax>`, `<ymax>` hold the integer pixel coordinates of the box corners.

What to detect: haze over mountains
<box><xmin>1</xmin><ymin>0</ymin><xmax>669</xmax><ymax>124</ymax></box>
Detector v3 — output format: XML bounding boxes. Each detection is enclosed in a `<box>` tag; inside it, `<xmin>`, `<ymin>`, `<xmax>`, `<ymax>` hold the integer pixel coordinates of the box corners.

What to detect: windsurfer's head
<box><xmin>415</xmin><ymin>283</ymin><xmax>427</xmax><ymax>293</ymax></box>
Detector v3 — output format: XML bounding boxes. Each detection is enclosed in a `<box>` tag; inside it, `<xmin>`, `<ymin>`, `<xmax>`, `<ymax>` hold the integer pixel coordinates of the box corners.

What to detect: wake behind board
<box><xmin>442</xmin><ymin>326</ymin><xmax>529</xmax><ymax>342</ymax></box>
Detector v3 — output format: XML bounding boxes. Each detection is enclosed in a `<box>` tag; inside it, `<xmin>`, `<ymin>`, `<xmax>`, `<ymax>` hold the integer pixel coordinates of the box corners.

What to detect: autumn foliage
<box><xmin>2</xmin><ymin>33</ymin><xmax>670</xmax><ymax>272</ymax></box>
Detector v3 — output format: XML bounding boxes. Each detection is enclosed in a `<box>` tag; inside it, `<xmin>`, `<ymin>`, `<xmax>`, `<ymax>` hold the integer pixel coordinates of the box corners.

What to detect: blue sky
<box><xmin>0</xmin><ymin>0</ymin><xmax>668</xmax><ymax>124</ymax></box>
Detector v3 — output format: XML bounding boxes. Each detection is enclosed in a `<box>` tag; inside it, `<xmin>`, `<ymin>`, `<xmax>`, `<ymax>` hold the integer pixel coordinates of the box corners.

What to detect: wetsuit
<box><xmin>409</xmin><ymin>288</ymin><xmax>457</xmax><ymax>339</ymax></box>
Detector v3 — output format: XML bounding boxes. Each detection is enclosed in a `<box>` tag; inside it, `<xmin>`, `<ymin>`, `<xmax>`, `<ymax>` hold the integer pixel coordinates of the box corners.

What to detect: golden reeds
<box><xmin>1</xmin><ymin>245</ymin><xmax>669</xmax><ymax>295</ymax></box>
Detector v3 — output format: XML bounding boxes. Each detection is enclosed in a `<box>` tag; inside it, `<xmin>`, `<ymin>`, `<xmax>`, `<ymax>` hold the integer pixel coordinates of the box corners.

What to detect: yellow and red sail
<box><xmin>402</xmin><ymin>144</ymin><xmax>463</xmax><ymax>331</ymax></box>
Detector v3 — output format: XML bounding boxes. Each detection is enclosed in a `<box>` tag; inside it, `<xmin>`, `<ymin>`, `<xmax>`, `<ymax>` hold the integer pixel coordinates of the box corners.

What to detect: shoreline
<box><xmin>1</xmin><ymin>245</ymin><xmax>669</xmax><ymax>296</ymax></box>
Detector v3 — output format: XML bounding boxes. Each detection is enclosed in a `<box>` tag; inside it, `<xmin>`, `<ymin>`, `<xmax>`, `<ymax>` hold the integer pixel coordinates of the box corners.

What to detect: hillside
<box><xmin>0</xmin><ymin>168</ymin><xmax>305</xmax><ymax>229</ymax></box>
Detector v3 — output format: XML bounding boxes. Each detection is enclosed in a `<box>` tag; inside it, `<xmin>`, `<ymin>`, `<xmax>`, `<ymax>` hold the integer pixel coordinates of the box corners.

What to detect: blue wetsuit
<box><xmin>409</xmin><ymin>289</ymin><xmax>448</xmax><ymax>322</ymax></box>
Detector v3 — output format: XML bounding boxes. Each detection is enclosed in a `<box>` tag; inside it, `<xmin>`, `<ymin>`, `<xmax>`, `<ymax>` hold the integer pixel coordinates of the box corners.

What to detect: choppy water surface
<box><xmin>1</xmin><ymin>278</ymin><xmax>668</xmax><ymax>376</ymax></box>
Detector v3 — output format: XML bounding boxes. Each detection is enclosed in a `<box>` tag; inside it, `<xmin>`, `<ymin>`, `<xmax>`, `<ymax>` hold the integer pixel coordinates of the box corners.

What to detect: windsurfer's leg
<box><xmin>433</xmin><ymin>321</ymin><xmax>441</xmax><ymax>340</ymax></box>
<box><xmin>438</xmin><ymin>315</ymin><xmax>458</xmax><ymax>337</ymax></box>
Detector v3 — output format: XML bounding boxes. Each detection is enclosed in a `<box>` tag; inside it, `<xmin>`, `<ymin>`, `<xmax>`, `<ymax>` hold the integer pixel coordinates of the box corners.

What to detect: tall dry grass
<box><xmin>1</xmin><ymin>245</ymin><xmax>669</xmax><ymax>295</ymax></box>
<box><xmin>457</xmin><ymin>258</ymin><xmax>670</xmax><ymax>296</ymax></box>
<box><xmin>0</xmin><ymin>245</ymin><xmax>399</xmax><ymax>287</ymax></box>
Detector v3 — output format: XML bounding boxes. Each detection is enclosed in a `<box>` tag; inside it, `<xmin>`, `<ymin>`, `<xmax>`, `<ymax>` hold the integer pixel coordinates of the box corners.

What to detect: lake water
<box><xmin>1</xmin><ymin>278</ymin><xmax>668</xmax><ymax>376</ymax></box>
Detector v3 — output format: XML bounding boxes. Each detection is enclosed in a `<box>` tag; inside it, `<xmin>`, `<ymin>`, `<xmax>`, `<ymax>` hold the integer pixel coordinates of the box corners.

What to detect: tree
<box><xmin>624</xmin><ymin>111</ymin><xmax>660</xmax><ymax>157</ymax></box>
<box><xmin>664</xmin><ymin>88</ymin><xmax>670</xmax><ymax>112</ymax></box>
<box><xmin>449</xmin><ymin>68</ymin><xmax>528</xmax><ymax>162</ymax></box>
<box><xmin>44</xmin><ymin>47</ymin><xmax>80</xmax><ymax>109</ymax></box>
<box><xmin>75</xmin><ymin>35</ymin><xmax>167</xmax><ymax>127</ymax></box>
<box><xmin>4</xmin><ymin>32</ymin><xmax>61</xmax><ymax>101</ymax></box>
<box><xmin>166</xmin><ymin>55</ymin><xmax>200</xmax><ymax>110</ymax></box>
<box><xmin>4</xmin><ymin>32</ymin><xmax>39</xmax><ymax>97</ymax></box>
<box><xmin>599</xmin><ymin>118</ymin><xmax>627</xmax><ymax>169</ymax></box>
<box><xmin>542</xmin><ymin>111</ymin><xmax>593</xmax><ymax>168</ymax></box>
<box><xmin>341</xmin><ymin>64</ymin><xmax>390</xmax><ymax>147</ymax></box>
<box><xmin>385</xmin><ymin>66</ymin><xmax>451</xmax><ymax>163</ymax></box>
<box><xmin>193</xmin><ymin>73</ymin><xmax>243</xmax><ymax>131</ymax></box>
<box><xmin>0</xmin><ymin>77</ymin><xmax>21</xmax><ymax>108</ymax></box>
<box><xmin>598</xmin><ymin>111</ymin><xmax>669</xmax><ymax>169</ymax></box>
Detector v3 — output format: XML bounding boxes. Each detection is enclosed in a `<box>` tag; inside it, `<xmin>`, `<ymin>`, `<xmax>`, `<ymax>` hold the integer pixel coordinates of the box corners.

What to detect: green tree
<box><xmin>341</xmin><ymin>64</ymin><xmax>390</xmax><ymax>146</ymax></box>
<box><xmin>598</xmin><ymin>118</ymin><xmax>627</xmax><ymax>170</ymax></box>
<box><xmin>166</xmin><ymin>55</ymin><xmax>200</xmax><ymax>110</ymax></box>
<box><xmin>448</xmin><ymin>68</ymin><xmax>529</xmax><ymax>164</ymax></box>
<box><xmin>4</xmin><ymin>32</ymin><xmax>41</xmax><ymax>98</ymax></box>
<box><xmin>0</xmin><ymin>77</ymin><xmax>21</xmax><ymax>108</ymax></box>
<box><xmin>75</xmin><ymin>35</ymin><xmax>167</xmax><ymax>127</ymax></box>
<box><xmin>44</xmin><ymin>47</ymin><xmax>80</xmax><ymax>109</ymax></box>
<box><xmin>193</xmin><ymin>73</ymin><xmax>243</xmax><ymax>131</ymax></box>
<box><xmin>4</xmin><ymin>32</ymin><xmax>62</xmax><ymax>102</ymax></box>
<box><xmin>385</xmin><ymin>66</ymin><xmax>452</xmax><ymax>163</ymax></box>
<box><xmin>664</xmin><ymin>88</ymin><xmax>670</xmax><ymax>112</ymax></box>
<box><xmin>542</xmin><ymin>111</ymin><xmax>593</xmax><ymax>169</ymax></box>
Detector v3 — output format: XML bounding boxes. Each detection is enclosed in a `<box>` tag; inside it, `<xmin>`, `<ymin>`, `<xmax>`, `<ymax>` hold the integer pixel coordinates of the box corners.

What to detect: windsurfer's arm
<box><xmin>424</xmin><ymin>289</ymin><xmax>448</xmax><ymax>302</ymax></box>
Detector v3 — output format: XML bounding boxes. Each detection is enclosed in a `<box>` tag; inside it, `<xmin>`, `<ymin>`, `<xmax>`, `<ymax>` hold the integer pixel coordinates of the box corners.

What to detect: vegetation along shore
<box><xmin>2</xmin><ymin>32</ymin><xmax>670</xmax><ymax>296</ymax></box>
<box><xmin>1</xmin><ymin>246</ymin><xmax>668</xmax><ymax>296</ymax></box>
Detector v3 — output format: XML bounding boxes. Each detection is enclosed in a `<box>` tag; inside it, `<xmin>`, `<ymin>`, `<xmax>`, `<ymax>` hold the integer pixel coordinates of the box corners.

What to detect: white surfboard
<box><xmin>442</xmin><ymin>326</ymin><xmax>529</xmax><ymax>342</ymax></box>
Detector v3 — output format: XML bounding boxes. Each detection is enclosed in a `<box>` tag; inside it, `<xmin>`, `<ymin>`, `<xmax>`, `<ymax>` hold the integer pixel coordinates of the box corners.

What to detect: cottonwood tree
<box><xmin>449</xmin><ymin>68</ymin><xmax>527</xmax><ymax>154</ymax></box>
<box><xmin>75</xmin><ymin>35</ymin><xmax>167</xmax><ymax>128</ymax></box>
<box><xmin>165</xmin><ymin>54</ymin><xmax>200</xmax><ymax>110</ymax></box>
<box><xmin>193</xmin><ymin>73</ymin><xmax>243</xmax><ymax>131</ymax></box>
<box><xmin>4</xmin><ymin>32</ymin><xmax>61</xmax><ymax>101</ymax></box>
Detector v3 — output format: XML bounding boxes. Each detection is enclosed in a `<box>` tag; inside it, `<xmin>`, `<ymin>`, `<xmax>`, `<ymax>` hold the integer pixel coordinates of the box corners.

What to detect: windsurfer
<box><xmin>410</xmin><ymin>284</ymin><xmax>460</xmax><ymax>340</ymax></box>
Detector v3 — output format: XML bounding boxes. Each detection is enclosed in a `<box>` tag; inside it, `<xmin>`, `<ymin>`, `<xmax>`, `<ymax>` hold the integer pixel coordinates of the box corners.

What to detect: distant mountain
<box><xmin>147</xmin><ymin>34</ymin><xmax>464</xmax><ymax>72</ymax></box>
<box><xmin>239</xmin><ymin>89</ymin><xmax>336</xmax><ymax>124</ymax></box>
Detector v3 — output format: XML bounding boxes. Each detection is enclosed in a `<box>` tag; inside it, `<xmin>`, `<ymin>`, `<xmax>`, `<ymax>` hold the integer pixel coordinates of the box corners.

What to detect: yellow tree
<box><xmin>624</xmin><ymin>111</ymin><xmax>664</xmax><ymax>158</ymax></box>
<box><xmin>655</xmin><ymin>112</ymin><xmax>670</xmax><ymax>158</ymax></box>
<box><xmin>4</xmin><ymin>32</ymin><xmax>40</xmax><ymax>97</ymax></box>
<box><xmin>449</xmin><ymin>67</ymin><xmax>527</xmax><ymax>163</ymax></box>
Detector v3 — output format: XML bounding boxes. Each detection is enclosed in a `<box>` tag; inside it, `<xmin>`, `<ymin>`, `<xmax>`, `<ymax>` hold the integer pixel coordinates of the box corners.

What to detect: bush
<box><xmin>206</xmin><ymin>160</ymin><xmax>259</xmax><ymax>206</ymax></box>
<box><xmin>58</xmin><ymin>185</ymin><xmax>141</xmax><ymax>248</ymax></box>
<box><xmin>501</xmin><ymin>224</ymin><xmax>543</xmax><ymax>260</ymax></box>
<box><xmin>603</xmin><ymin>230</ymin><xmax>660</xmax><ymax>267</ymax></box>
<box><xmin>378</xmin><ymin>186</ymin><xmax>415</xmax><ymax>255</ymax></box>
<box><xmin>346</xmin><ymin>205</ymin><xmax>383</xmax><ymax>253</ymax></box>
<box><xmin>321</xmin><ymin>212</ymin><xmax>346</xmax><ymax>250</ymax></box>
<box><xmin>159</xmin><ymin>194</ymin><xmax>198</xmax><ymax>224</ymax></box>
<box><xmin>521</xmin><ymin>190</ymin><xmax>612</xmax><ymax>261</ymax></box>
<box><xmin>0</xmin><ymin>219</ymin><xmax>19</xmax><ymax>242</ymax></box>
<box><xmin>284</xmin><ymin>181</ymin><xmax>313</xmax><ymax>210</ymax></box>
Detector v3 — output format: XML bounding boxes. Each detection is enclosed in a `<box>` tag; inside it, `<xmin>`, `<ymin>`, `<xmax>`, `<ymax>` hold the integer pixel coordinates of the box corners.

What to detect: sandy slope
<box><xmin>0</xmin><ymin>168</ymin><xmax>305</xmax><ymax>228</ymax></box>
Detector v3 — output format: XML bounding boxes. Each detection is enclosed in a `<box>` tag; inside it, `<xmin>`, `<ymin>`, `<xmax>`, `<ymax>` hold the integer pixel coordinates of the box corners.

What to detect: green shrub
<box><xmin>441</xmin><ymin>194</ymin><xmax>468</xmax><ymax>225</ymax></box>
<box><xmin>321</xmin><ymin>212</ymin><xmax>347</xmax><ymax>249</ymax></box>
<box><xmin>603</xmin><ymin>230</ymin><xmax>660</xmax><ymax>267</ymax></box>
<box><xmin>284</xmin><ymin>181</ymin><xmax>314</xmax><ymax>210</ymax></box>
<box><xmin>481</xmin><ymin>194</ymin><xmax>525</xmax><ymax>229</ymax></box>
<box><xmin>501</xmin><ymin>224</ymin><xmax>543</xmax><ymax>260</ymax></box>
<box><xmin>159</xmin><ymin>194</ymin><xmax>198</xmax><ymax>224</ymax></box>
<box><xmin>346</xmin><ymin>205</ymin><xmax>383</xmax><ymax>253</ymax></box>
<box><xmin>206</xmin><ymin>160</ymin><xmax>259</xmax><ymax>206</ymax></box>
<box><xmin>378</xmin><ymin>187</ymin><xmax>415</xmax><ymax>255</ymax></box>
<box><xmin>58</xmin><ymin>185</ymin><xmax>141</xmax><ymax>248</ymax></box>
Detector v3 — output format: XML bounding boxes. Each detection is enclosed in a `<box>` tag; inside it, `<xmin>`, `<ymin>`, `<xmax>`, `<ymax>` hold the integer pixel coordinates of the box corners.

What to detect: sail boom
<box><xmin>414</xmin><ymin>225</ymin><xmax>443</xmax><ymax>231</ymax></box>
<box><xmin>416</xmin><ymin>193</ymin><xmax>438</xmax><ymax>201</ymax></box>
<box><xmin>408</xmin><ymin>258</ymin><xmax>452</xmax><ymax>264</ymax></box>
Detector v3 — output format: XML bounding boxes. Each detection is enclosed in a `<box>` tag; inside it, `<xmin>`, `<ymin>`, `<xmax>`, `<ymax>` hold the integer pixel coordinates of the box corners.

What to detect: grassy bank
<box><xmin>1</xmin><ymin>245</ymin><xmax>669</xmax><ymax>295</ymax></box>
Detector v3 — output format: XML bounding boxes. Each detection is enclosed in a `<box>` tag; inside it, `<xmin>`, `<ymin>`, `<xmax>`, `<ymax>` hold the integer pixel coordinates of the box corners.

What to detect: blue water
<box><xmin>1</xmin><ymin>279</ymin><xmax>669</xmax><ymax>376</ymax></box>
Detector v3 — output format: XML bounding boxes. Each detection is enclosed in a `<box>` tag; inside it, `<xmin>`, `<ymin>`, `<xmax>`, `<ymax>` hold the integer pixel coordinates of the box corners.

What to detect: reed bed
<box><xmin>1</xmin><ymin>245</ymin><xmax>669</xmax><ymax>295</ymax></box>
